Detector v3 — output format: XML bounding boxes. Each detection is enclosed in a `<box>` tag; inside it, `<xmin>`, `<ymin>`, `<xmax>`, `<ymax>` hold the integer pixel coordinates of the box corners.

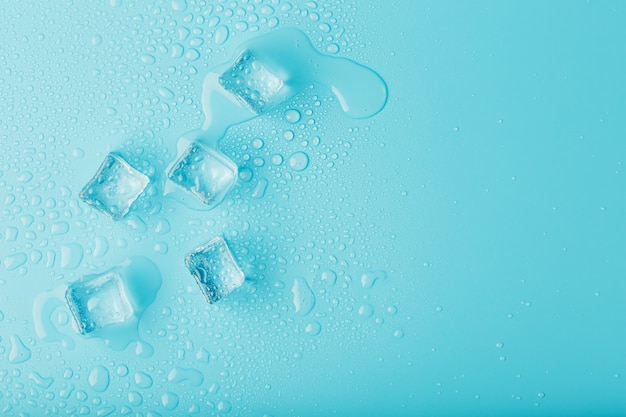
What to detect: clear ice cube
<box><xmin>219</xmin><ymin>50</ymin><xmax>284</xmax><ymax>114</ymax></box>
<box><xmin>185</xmin><ymin>236</ymin><xmax>245</xmax><ymax>303</ymax></box>
<box><xmin>167</xmin><ymin>142</ymin><xmax>238</xmax><ymax>209</ymax></box>
<box><xmin>80</xmin><ymin>153</ymin><xmax>149</xmax><ymax>221</ymax></box>
<box><xmin>65</xmin><ymin>271</ymin><xmax>134</xmax><ymax>335</ymax></box>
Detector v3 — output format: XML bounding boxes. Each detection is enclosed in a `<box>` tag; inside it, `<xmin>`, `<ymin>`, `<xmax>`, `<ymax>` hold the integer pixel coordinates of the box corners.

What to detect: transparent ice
<box><xmin>80</xmin><ymin>153</ymin><xmax>149</xmax><ymax>220</ymax></box>
<box><xmin>219</xmin><ymin>50</ymin><xmax>284</xmax><ymax>114</ymax></box>
<box><xmin>167</xmin><ymin>142</ymin><xmax>238</xmax><ymax>209</ymax></box>
<box><xmin>65</xmin><ymin>272</ymin><xmax>134</xmax><ymax>335</ymax></box>
<box><xmin>185</xmin><ymin>236</ymin><xmax>245</xmax><ymax>303</ymax></box>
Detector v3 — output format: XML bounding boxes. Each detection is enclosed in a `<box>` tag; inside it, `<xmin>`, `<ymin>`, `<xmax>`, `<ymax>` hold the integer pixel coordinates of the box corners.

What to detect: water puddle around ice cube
<box><xmin>33</xmin><ymin>257</ymin><xmax>162</xmax><ymax>356</ymax></box>
<box><xmin>164</xmin><ymin>28</ymin><xmax>388</xmax><ymax>210</ymax></box>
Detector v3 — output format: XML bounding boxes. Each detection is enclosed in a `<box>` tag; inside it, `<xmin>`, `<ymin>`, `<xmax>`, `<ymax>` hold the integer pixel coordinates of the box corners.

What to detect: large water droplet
<box><xmin>88</xmin><ymin>365</ymin><xmax>110</xmax><ymax>393</ymax></box>
<box><xmin>60</xmin><ymin>243</ymin><xmax>84</xmax><ymax>270</ymax></box>
<box><xmin>288</xmin><ymin>152</ymin><xmax>309</xmax><ymax>172</ymax></box>
<box><xmin>9</xmin><ymin>335</ymin><xmax>32</xmax><ymax>364</ymax></box>
<box><xmin>291</xmin><ymin>277</ymin><xmax>315</xmax><ymax>315</ymax></box>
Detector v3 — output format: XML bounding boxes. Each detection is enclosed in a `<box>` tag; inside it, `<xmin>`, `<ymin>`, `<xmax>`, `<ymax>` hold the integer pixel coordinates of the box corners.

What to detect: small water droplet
<box><xmin>305</xmin><ymin>321</ymin><xmax>321</xmax><ymax>336</ymax></box>
<box><xmin>319</xmin><ymin>269</ymin><xmax>337</xmax><ymax>286</ymax></box>
<box><xmin>158</xmin><ymin>87</ymin><xmax>175</xmax><ymax>99</ymax></box>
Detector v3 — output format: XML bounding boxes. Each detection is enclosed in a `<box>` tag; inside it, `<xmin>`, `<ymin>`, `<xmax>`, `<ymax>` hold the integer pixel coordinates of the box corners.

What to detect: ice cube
<box><xmin>65</xmin><ymin>271</ymin><xmax>133</xmax><ymax>335</ymax></box>
<box><xmin>185</xmin><ymin>236</ymin><xmax>245</xmax><ymax>303</ymax></box>
<box><xmin>80</xmin><ymin>153</ymin><xmax>149</xmax><ymax>221</ymax></box>
<box><xmin>219</xmin><ymin>50</ymin><xmax>284</xmax><ymax>114</ymax></box>
<box><xmin>167</xmin><ymin>142</ymin><xmax>237</xmax><ymax>209</ymax></box>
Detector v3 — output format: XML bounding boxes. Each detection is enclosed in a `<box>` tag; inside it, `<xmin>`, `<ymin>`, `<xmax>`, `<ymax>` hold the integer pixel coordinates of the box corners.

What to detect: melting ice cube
<box><xmin>65</xmin><ymin>271</ymin><xmax>133</xmax><ymax>335</ymax></box>
<box><xmin>167</xmin><ymin>142</ymin><xmax>237</xmax><ymax>209</ymax></box>
<box><xmin>185</xmin><ymin>236</ymin><xmax>244</xmax><ymax>303</ymax></box>
<box><xmin>219</xmin><ymin>50</ymin><xmax>284</xmax><ymax>114</ymax></box>
<box><xmin>80</xmin><ymin>153</ymin><xmax>149</xmax><ymax>220</ymax></box>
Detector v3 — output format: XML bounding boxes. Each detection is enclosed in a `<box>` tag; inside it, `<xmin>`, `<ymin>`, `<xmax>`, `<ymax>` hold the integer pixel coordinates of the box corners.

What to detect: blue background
<box><xmin>1</xmin><ymin>0</ymin><xmax>625</xmax><ymax>415</ymax></box>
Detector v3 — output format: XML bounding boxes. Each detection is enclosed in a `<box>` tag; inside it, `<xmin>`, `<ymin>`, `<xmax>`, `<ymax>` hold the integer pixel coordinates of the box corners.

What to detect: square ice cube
<box><xmin>65</xmin><ymin>271</ymin><xmax>133</xmax><ymax>335</ymax></box>
<box><xmin>167</xmin><ymin>142</ymin><xmax>238</xmax><ymax>209</ymax></box>
<box><xmin>80</xmin><ymin>153</ymin><xmax>149</xmax><ymax>221</ymax></box>
<box><xmin>185</xmin><ymin>236</ymin><xmax>245</xmax><ymax>303</ymax></box>
<box><xmin>219</xmin><ymin>50</ymin><xmax>284</xmax><ymax>114</ymax></box>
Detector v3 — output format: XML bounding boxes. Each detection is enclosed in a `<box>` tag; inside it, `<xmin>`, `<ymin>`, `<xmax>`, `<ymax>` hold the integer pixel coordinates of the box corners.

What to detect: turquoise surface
<box><xmin>1</xmin><ymin>1</ymin><xmax>625</xmax><ymax>416</ymax></box>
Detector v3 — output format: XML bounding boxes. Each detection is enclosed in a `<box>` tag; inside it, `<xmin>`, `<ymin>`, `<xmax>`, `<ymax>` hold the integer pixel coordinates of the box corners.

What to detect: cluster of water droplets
<box><xmin>0</xmin><ymin>0</ymin><xmax>408</xmax><ymax>414</ymax></box>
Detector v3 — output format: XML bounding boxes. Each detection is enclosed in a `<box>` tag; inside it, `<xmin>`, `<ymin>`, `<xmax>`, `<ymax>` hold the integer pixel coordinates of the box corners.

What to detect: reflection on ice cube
<box><xmin>167</xmin><ymin>142</ymin><xmax>238</xmax><ymax>210</ymax></box>
<box><xmin>185</xmin><ymin>236</ymin><xmax>245</xmax><ymax>304</ymax></box>
<box><xmin>219</xmin><ymin>50</ymin><xmax>284</xmax><ymax>115</ymax></box>
<box><xmin>79</xmin><ymin>153</ymin><xmax>149</xmax><ymax>221</ymax></box>
<box><xmin>65</xmin><ymin>271</ymin><xmax>133</xmax><ymax>335</ymax></box>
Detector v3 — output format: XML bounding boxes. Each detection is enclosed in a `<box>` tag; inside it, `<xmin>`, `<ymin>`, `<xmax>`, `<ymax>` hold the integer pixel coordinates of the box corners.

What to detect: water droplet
<box><xmin>167</xmin><ymin>366</ymin><xmax>204</xmax><ymax>386</ymax></box>
<box><xmin>91</xmin><ymin>35</ymin><xmax>103</xmax><ymax>46</ymax></box>
<box><xmin>88</xmin><ymin>366</ymin><xmax>110</xmax><ymax>392</ymax></box>
<box><xmin>285</xmin><ymin>109</ymin><xmax>301</xmax><ymax>123</ymax></box>
<box><xmin>171</xmin><ymin>0</ymin><xmax>187</xmax><ymax>11</ymax></box>
<box><xmin>288</xmin><ymin>152</ymin><xmax>309</xmax><ymax>171</ymax></box>
<box><xmin>185</xmin><ymin>48</ymin><xmax>200</xmax><ymax>61</ymax></box>
<box><xmin>161</xmin><ymin>392</ymin><xmax>179</xmax><ymax>410</ymax></box>
<box><xmin>4</xmin><ymin>252</ymin><xmax>27</xmax><ymax>271</ymax></box>
<box><xmin>154</xmin><ymin>242</ymin><xmax>168</xmax><ymax>254</ymax></box>
<box><xmin>51</xmin><ymin>221</ymin><xmax>69</xmax><ymax>235</ymax></box>
<box><xmin>196</xmin><ymin>348</ymin><xmax>210</xmax><ymax>362</ymax></box>
<box><xmin>360</xmin><ymin>270</ymin><xmax>386</xmax><ymax>289</ymax></box>
<box><xmin>214</xmin><ymin>25</ymin><xmax>229</xmax><ymax>45</ymax></box>
<box><xmin>291</xmin><ymin>277</ymin><xmax>315</xmax><ymax>316</ymax></box>
<box><xmin>252</xmin><ymin>138</ymin><xmax>264</xmax><ymax>149</ymax></box>
<box><xmin>60</xmin><ymin>243</ymin><xmax>83</xmax><ymax>270</ymax></box>
<box><xmin>271</xmin><ymin>154</ymin><xmax>284</xmax><ymax>165</ymax></box>
<box><xmin>5</xmin><ymin>226</ymin><xmax>18</xmax><ymax>241</ymax></box>
<box><xmin>305</xmin><ymin>321</ymin><xmax>321</xmax><ymax>336</ymax></box>
<box><xmin>9</xmin><ymin>335</ymin><xmax>31</xmax><ymax>364</ymax></box>
<box><xmin>319</xmin><ymin>269</ymin><xmax>337</xmax><ymax>286</ymax></box>
<box><xmin>326</xmin><ymin>43</ymin><xmax>340</xmax><ymax>54</ymax></box>
<box><xmin>217</xmin><ymin>400</ymin><xmax>232</xmax><ymax>413</ymax></box>
<box><xmin>239</xmin><ymin>167</ymin><xmax>253</xmax><ymax>182</ymax></box>
<box><xmin>93</xmin><ymin>236</ymin><xmax>109</xmax><ymax>258</ymax></box>
<box><xmin>358</xmin><ymin>304</ymin><xmax>374</xmax><ymax>318</ymax></box>
<box><xmin>252</xmin><ymin>178</ymin><xmax>268</xmax><ymax>199</ymax></box>
<box><xmin>134</xmin><ymin>372</ymin><xmax>153</xmax><ymax>388</ymax></box>
<box><xmin>116</xmin><ymin>365</ymin><xmax>129</xmax><ymax>377</ymax></box>
<box><xmin>158</xmin><ymin>87</ymin><xmax>175</xmax><ymax>99</ymax></box>
<box><xmin>29</xmin><ymin>371</ymin><xmax>54</xmax><ymax>388</ymax></box>
<box><xmin>171</xmin><ymin>43</ymin><xmax>185</xmax><ymax>58</ymax></box>
<box><xmin>141</xmin><ymin>54</ymin><xmax>156</xmax><ymax>65</ymax></box>
<box><xmin>128</xmin><ymin>391</ymin><xmax>143</xmax><ymax>406</ymax></box>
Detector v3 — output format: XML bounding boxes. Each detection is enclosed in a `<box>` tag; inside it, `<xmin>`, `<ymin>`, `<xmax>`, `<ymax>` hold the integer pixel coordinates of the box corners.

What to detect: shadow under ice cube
<box><xmin>185</xmin><ymin>236</ymin><xmax>245</xmax><ymax>303</ymax></box>
<box><xmin>65</xmin><ymin>271</ymin><xmax>133</xmax><ymax>335</ymax></box>
<box><xmin>167</xmin><ymin>142</ymin><xmax>238</xmax><ymax>209</ymax></box>
<box><xmin>80</xmin><ymin>153</ymin><xmax>149</xmax><ymax>220</ymax></box>
<box><xmin>219</xmin><ymin>50</ymin><xmax>284</xmax><ymax>114</ymax></box>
